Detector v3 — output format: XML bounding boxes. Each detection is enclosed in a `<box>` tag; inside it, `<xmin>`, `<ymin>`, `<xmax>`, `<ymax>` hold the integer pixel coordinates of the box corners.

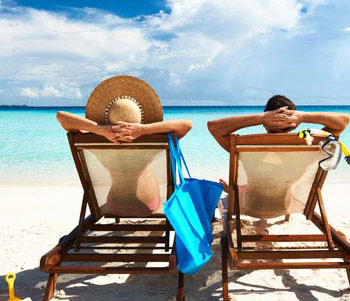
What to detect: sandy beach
<box><xmin>0</xmin><ymin>181</ymin><xmax>349</xmax><ymax>301</ymax></box>
<box><xmin>1</xmin><ymin>0</ymin><xmax>350</xmax><ymax>298</ymax></box>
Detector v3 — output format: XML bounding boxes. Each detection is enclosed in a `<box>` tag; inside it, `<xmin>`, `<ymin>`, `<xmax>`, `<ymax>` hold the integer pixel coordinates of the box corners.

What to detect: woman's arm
<box><xmin>56</xmin><ymin>111</ymin><xmax>124</xmax><ymax>143</ymax></box>
<box><xmin>56</xmin><ymin>111</ymin><xmax>192</xmax><ymax>143</ymax></box>
<box><xmin>112</xmin><ymin>120</ymin><xmax>192</xmax><ymax>141</ymax></box>
<box><xmin>57</xmin><ymin>111</ymin><xmax>97</xmax><ymax>132</ymax></box>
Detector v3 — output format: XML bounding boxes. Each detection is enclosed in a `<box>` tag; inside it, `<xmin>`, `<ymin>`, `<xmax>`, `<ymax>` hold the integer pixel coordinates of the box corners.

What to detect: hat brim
<box><xmin>86</xmin><ymin>75</ymin><xmax>163</xmax><ymax>124</ymax></box>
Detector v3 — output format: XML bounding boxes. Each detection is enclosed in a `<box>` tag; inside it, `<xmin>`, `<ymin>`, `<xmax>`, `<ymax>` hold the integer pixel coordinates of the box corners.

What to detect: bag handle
<box><xmin>176</xmin><ymin>135</ymin><xmax>192</xmax><ymax>179</ymax></box>
<box><xmin>168</xmin><ymin>133</ymin><xmax>184</xmax><ymax>187</ymax></box>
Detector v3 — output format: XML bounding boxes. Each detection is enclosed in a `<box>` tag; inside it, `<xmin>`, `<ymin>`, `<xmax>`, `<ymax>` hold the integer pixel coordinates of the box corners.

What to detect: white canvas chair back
<box><xmin>69</xmin><ymin>133</ymin><xmax>171</xmax><ymax>219</ymax></box>
<box><xmin>231</xmin><ymin>134</ymin><xmax>327</xmax><ymax>219</ymax></box>
<box><xmin>222</xmin><ymin>136</ymin><xmax>350</xmax><ymax>301</ymax></box>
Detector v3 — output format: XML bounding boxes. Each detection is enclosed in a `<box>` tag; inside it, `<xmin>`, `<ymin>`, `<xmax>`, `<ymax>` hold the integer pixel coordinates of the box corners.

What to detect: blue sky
<box><xmin>0</xmin><ymin>0</ymin><xmax>350</xmax><ymax>106</ymax></box>
<box><xmin>15</xmin><ymin>0</ymin><xmax>170</xmax><ymax>18</ymax></box>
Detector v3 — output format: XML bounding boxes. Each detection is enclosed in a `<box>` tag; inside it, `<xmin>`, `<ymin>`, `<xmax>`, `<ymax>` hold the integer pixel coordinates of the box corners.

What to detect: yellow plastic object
<box><xmin>340</xmin><ymin>141</ymin><xmax>350</xmax><ymax>164</ymax></box>
<box><xmin>298</xmin><ymin>128</ymin><xmax>350</xmax><ymax>165</ymax></box>
<box><xmin>5</xmin><ymin>273</ymin><xmax>21</xmax><ymax>301</ymax></box>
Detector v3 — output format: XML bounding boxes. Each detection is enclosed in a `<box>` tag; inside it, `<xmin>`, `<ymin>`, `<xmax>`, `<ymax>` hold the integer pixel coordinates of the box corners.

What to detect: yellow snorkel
<box><xmin>341</xmin><ymin>141</ymin><xmax>350</xmax><ymax>164</ymax></box>
<box><xmin>298</xmin><ymin>128</ymin><xmax>331</xmax><ymax>145</ymax></box>
<box><xmin>298</xmin><ymin>128</ymin><xmax>350</xmax><ymax>170</ymax></box>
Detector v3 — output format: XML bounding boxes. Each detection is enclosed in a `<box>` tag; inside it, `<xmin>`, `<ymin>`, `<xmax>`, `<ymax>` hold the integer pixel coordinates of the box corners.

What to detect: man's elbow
<box><xmin>207</xmin><ymin>120</ymin><xmax>216</xmax><ymax>135</ymax></box>
<box><xmin>345</xmin><ymin>114</ymin><xmax>350</xmax><ymax>127</ymax></box>
<box><xmin>338</xmin><ymin>114</ymin><xmax>349</xmax><ymax>133</ymax></box>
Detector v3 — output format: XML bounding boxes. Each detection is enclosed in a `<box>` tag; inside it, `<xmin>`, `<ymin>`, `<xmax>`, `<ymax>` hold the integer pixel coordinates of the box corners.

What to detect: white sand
<box><xmin>0</xmin><ymin>183</ymin><xmax>350</xmax><ymax>300</ymax></box>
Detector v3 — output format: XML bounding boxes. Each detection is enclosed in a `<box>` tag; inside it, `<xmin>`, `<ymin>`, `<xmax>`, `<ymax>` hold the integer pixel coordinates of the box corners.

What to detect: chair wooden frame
<box><xmin>40</xmin><ymin>132</ymin><xmax>184</xmax><ymax>300</ymax></box>
<box><xmin>220</xmin><ymin>133</ymin><xmax>350</xmax><ymax>300</ymax></box>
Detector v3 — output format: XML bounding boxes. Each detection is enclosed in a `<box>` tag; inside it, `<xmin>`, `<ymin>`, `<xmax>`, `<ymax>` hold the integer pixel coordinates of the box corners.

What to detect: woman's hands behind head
<box><xmin>97</xmin><ymin>122</ymin><xmax>144</xmax><ymax>144</ymax></box>
<box><xmin>112</xmin><ymin>122</ymin><xmax>145</xmax><ymax>142</ymax></box>
<box><xmin>97</xmin><ymin>120</ymin><xmax>192</xmax><ymax>144</ymax></box>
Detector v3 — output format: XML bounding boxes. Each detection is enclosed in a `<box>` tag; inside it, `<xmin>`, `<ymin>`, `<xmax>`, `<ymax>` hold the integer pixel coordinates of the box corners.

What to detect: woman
<box><xmin>57</xmin><ymin>75</ymin><xmax>192</xmax><ymax>215</ymax></box>
<box><xmin>56</xmin><ymin>111</ymin><xmax>192</xmax><ymax>143</ymax></box>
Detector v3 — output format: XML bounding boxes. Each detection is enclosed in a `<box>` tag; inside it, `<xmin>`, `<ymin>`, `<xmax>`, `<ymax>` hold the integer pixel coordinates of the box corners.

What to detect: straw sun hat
<box><xmin>86</xmin><ymin>75</ymin><xmax>163</xmax><ymax>125</ymax></box>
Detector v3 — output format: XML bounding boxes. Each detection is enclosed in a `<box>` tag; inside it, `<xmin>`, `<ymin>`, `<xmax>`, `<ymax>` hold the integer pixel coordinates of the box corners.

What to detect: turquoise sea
<box><xmin>0</xmin><ymin>106</ymin><xmax>349</xmax><ymax>186</ymax></box>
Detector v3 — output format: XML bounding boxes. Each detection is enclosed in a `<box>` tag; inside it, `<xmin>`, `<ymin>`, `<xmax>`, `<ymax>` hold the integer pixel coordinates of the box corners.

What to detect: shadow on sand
<box><xmin>1</xmin><ymin>210</ymin><xmax>349</xmax><ymax>300</ymax></box>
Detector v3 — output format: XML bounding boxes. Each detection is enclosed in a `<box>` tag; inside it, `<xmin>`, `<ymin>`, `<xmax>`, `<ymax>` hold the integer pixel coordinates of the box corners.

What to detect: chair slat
<box><xmin>80</xmin><ymin>235</ymin><xmax>167</xmax><ymax>244</ymax></box>
<box><xmin>62</xmin><ymin>253</ymin><xmax>171</xmax><ymax>262</ymax></box>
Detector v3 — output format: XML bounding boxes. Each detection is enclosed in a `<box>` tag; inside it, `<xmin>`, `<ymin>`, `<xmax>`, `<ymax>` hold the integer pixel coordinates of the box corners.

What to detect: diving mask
<box><xmin>319</xmin><ymin>137</ymin><xmax>342</xmax><ymax>171</ymax></box>
<box><xmin>298</xmin><ymin>128</ymin><xmax>347</xmax><ymax>171</ymax></box>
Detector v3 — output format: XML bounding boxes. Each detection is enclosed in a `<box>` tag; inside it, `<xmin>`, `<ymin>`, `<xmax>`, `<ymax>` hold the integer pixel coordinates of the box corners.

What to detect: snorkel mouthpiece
<box><xmin>298</xmin><ymin>129</ymin><xmax>313</xmax><ymax>145</ymax></box>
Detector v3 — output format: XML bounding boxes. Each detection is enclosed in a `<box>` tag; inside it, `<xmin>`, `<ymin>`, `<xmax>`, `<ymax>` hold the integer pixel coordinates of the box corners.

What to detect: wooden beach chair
<box><xmin>220</xmin><ymin>133</ymin><xmax>350</xmax><ymax>300</ymax></box>
<box><xmin>40</xmin><ymin>132</ymin><xmax>184</xmax><ymax>300</ymax></box>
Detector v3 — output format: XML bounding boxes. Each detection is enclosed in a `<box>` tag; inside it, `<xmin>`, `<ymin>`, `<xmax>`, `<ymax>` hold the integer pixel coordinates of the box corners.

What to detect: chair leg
<box><xmin>316</xmin><ymin>188</ymin><xmax>334</xmax><ymax>249</ymax></box>
<box><xmin>221</xmin><ymin>235</ymin><xmax>230</xmax><ymax>301</ymax></box>
<box><xmin>165</xmin><ymin>219</ymin><xmax>170</xmax><ymax>252</ymax></box>
<box><xmin>177</xmin><ymin>272</ymin><xmax>184</xmax><ymax>301</ymax></box>
<box><xmin>43</xmin><ymin>273</ymin><xmax>58</xmax><ymax>301</ymax></box>
<box><xmin>345</xmin><ymin>256</ymin><xmax>350</xmax><ymax>286</ymax></box>
<box><xmin>284</xmin><ymin>214</ymin><xmax>290</xmax><ymax>221</ymax></box>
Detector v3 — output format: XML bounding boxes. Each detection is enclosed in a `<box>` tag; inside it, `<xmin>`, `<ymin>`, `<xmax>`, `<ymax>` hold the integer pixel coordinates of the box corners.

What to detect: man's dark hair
<box><xmin>264</xmin><ymin>95</ymin><xmax>296</xmax><ymax>112</ymax></box>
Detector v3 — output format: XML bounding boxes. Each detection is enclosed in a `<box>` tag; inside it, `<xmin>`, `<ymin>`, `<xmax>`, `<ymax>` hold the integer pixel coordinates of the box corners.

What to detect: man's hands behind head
<box><xmin>262</xmin><ymin>106</ymin><xmax>304</xmax><ymax>133</ymax></box>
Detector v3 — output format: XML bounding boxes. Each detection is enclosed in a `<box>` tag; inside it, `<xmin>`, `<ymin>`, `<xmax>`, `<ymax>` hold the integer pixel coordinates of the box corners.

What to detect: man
<box><xmin>207</xmin><ymin>95</ymin><xmax>349</xmax><ymax>152</ymax></box>
<box><xmin>207</xmin><ymin>95</ymin><xmax>349</xmax><ymax>191</ymax></box>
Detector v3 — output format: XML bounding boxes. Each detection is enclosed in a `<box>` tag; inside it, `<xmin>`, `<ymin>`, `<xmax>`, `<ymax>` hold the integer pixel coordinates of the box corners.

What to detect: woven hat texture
<box><xmin>86</xmin><ymin>75</ymin><xmax>163</xmax><ymax>124</ymax></box>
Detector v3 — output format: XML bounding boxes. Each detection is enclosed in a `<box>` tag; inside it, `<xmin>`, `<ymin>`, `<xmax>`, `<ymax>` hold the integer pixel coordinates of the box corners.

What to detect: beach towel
<box><xmin>163</xmin><ymin>134</ymin><xmax>223</xmax><ymax>274</ymax></box>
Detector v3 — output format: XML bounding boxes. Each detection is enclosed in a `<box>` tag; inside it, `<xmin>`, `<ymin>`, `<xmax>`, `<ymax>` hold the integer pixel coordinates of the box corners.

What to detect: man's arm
<box><xmin>207</xmin><ymin>107</ymin><xmax>291</xmax><ymax>152</ymax></box>
<box><xmin>289</xmin><ymin>111</ymin><xmax>349</xmax><ymax>136</ymax></box>
<box><xmin>207</xmin><ymin>114</ymin><xmax>262</xmax><ymax>151</ymax></box>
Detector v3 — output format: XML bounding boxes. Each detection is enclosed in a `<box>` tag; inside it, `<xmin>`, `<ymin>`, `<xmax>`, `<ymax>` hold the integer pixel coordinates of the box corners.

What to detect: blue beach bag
<box><xmin>163</xmin><ymin>134</ymin><xmax>224</xmax><ymax>274</ymax></box>
<box><xmin>175</xmin><ymin>137</ymin><xmax>224</xmax><ymax>243</ymax></box>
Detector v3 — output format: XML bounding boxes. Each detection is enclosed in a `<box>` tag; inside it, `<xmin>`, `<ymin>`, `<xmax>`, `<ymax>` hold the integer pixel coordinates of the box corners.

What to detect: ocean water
<box><xmin>0</xmin><ymin>106</ymin><xmax>349</xmax><ymax>186</ymax></box>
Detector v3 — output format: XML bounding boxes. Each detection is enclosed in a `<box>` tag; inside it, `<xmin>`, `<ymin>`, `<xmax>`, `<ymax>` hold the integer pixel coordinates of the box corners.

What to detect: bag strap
<box><xmin>168</xmin><ymin>133</ymin><xmax>178</xmax><ymax>187</ymax></box>
<box><xmin>176</xmin><ymin>135</ymin><xmax>192</xmax><ymax>179</ymax></box>
<box><xmin>168</xmin><ymin>133</ymin><xmax>184</xmax><ymax>187</ymax></box>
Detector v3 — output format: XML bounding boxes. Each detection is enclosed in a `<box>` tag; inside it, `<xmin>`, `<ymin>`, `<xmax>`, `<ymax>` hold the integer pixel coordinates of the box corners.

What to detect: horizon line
<box><xmin>1</xmin><ymin>104</ymin><xmax>350</xmax><ymax>108</ymax></box>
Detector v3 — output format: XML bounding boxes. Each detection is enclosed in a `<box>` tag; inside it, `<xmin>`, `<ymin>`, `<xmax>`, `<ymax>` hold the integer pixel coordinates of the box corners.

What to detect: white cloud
<box><xmin>20</xmin><ymin>87</ymin><xmax>39</xmax><ymax>98</ymax></box>
<box><xmin>164</xmin><ymin>0</ymin><xmax>302</xmax><ymax>33</ymax></box>
<box><xmin>1</xmin><ymin>0</ymin><xmax>350</xmax><ymax>105</ymax></box>
<box><xmin>75</xmin><ymin>88</ymin><xmax>82</xmax><ymax>99</ymax></box>
<box><xmin>342</xmin><ymin>27</ymin><xmax>350</xmax><ymax>33</ymax></box>
<box><xmin>0</xmin><ymin>8</ymin><xmax>151</xmax><ymax>60</ymax></box>
<box><xmin>20</xmin><ymin>85</ymin><xmax>82</xmax><ymax>99</ymax></box>
<box><xmin>42</xmin><ymin>86</ymin><xmax>62</xmax><ymax>97</ymax></box>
